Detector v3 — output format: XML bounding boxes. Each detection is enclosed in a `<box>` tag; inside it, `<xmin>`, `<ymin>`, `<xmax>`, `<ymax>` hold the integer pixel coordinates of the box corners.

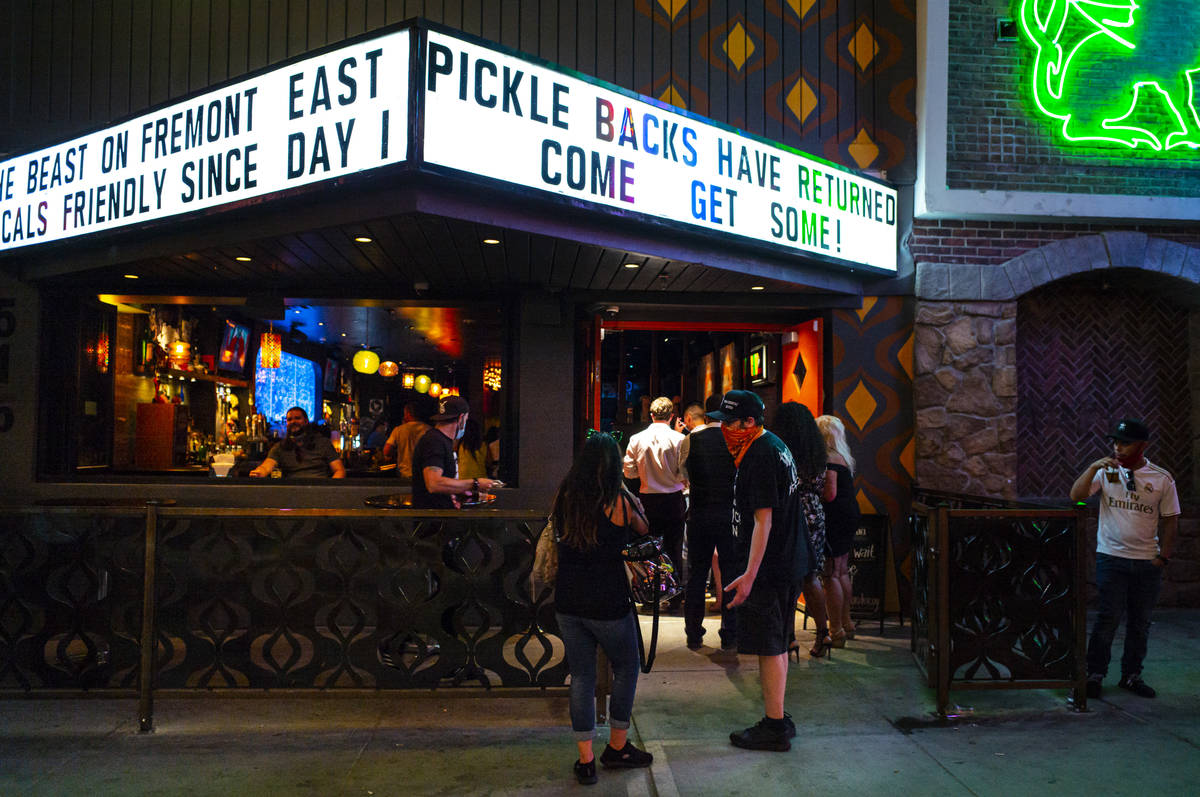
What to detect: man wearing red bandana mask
<box><xmin>1070</xmin><ymin>418</ymin><xmax>1179</xmax><ymax>701</ymax></box>
<box><xmin>708</xmin><ymin>390</ymin><xmax>800</xmax><ymax>751</ymax></box>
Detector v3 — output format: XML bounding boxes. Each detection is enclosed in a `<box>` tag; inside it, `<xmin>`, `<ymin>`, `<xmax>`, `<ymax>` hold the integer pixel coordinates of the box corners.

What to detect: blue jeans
<box><xmin>556</xmin><ymin>611</ymin><xmax>641</xmax><ymax>741</ymax></box>
<box><xmin>1086</xmin><ymin>553</ymin><xmax>1163</xmax><ymax>679</ymax></box>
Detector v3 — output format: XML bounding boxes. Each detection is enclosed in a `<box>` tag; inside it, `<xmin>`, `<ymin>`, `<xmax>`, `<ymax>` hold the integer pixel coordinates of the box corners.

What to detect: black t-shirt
<box><xmin>685</xmin><ymin>426</ymin><xmax>735</xmax><ymax>514</ymax></box>
<box><xmin>265</xmin><ymin>433</ymin><xmax>339</xmax><ymax>478</ymax></box>
<box><xmin>732</xmin><ymin>430</ymin><xmax>798</xmax><ymax>582</ymax></box>
<box><xmin>554</xmin><ymin>512</ymin><xmax>634</xmax><ymax>620</ymax></box>
<box><xmin>411</xmin><ymin>428</ymin><xmax>457</xmax><ymax>509</ymax></box>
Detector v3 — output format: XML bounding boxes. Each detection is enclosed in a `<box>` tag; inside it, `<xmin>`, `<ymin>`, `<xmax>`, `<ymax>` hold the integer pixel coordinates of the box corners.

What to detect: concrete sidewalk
<box><xmin>2</xmin><ymin>610</ymin><xmax>1198</xmax><ymax>796</ymax></box>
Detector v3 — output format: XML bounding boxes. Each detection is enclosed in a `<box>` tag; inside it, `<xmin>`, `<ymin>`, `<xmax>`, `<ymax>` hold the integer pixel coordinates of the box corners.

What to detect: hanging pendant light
<box><xmin>260</xmin><ymin>323</ymin><xmax>281</xmax><ymax>369</ymax></box>
<box><xmin>414</xmin><ymin>374</ymin><xmax>431</xmax><ymax>393</ymax></box>
<box><xmin>353</xmin><ymin>348</ymin><xmax>380</xmax><ymax>374</ymax></box>
<box><xmin>428</xmin><ymin>382</ymin><xmax>442</xmax><ymax>398</ymax></box>
<box><xmin>378</xmin><ymin>360</ymin><xmax>399</xmax><ymax>378</ymax></box>
<box><xmin>402</xmin><ymin>372</ymin><xmax>415</xmax><ymax>389</ymax></box>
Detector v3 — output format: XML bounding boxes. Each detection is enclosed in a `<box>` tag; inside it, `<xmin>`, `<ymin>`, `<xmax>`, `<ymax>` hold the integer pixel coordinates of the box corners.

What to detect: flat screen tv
<box><xmin>218</xmin><ymin>321</ymin><xmax>251</xmax><ymax>374</ymax></box>
<box><xmin>748</xmin><ymin>344</ymin><xmax>769</xmax><ymax>386</ymax></box>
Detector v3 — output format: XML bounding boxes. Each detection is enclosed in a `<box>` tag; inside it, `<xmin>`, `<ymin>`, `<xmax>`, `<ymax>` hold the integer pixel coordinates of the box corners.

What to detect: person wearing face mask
<box><xmin>249</xmin><ymin>406</ymin><xmax>345</xmax><ymax>478</ymax></box>
<box><xmin>1070</xmin><ymin>418</ymin><xmax>1179</xmax><ymax>700</ymax></box>
<box><xmin>411</xmin><ymin>396</ymin><xmax>501</xmax><ymax>509</ymax></box>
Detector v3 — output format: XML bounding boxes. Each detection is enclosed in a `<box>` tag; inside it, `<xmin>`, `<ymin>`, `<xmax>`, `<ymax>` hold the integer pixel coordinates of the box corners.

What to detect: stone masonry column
<box><xmin>914</xmin><ymin>300</ymin><xmax>1018</xmax><ymax>500</ymax></box>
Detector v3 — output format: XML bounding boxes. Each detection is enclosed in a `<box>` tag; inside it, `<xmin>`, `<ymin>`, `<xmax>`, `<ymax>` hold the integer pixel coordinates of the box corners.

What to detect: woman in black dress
<box><xmin>817</xmin><ymin>415</ymin><xmax>861</xmax><ymax>647</ymax></box>
<box><xmin>552</xmin><ymin>433</ymin><xmax>655</xmax><ymax>785</ymax></box>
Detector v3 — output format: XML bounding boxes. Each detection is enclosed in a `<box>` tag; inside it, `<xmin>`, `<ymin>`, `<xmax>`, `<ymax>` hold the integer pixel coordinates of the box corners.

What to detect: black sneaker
<box><xmin>730</xmin><ymin>717</ymin><xmax>791</xmax><ymax>752</ymax></box>
<box><xmin>686</xmin><ymin>636</ymin><xmax>704</xmax><ymax>650</ymax></box>
<box><xmin>574</xmin><ymin>758</ymin><xmax>597</xmax><ymax>785</ymax></box>
<box><xmin>599</xmin><ymin>741</ymin><xmax>653</xmax><ymax>769</ymax></box>
<box><xmin>783</xmin><ymin>712</ymin><xmax>797</xmax><ymax>738</ymax></box>
<box><xmin>1086</xmin><ymin>674</ymin><xmax>1102</xmax><ymax>699</ymax></box>
<box><xmin>1119</xmin><ymin>675</ymin><xmax>1156</xmax><ymax>698</ymax></box>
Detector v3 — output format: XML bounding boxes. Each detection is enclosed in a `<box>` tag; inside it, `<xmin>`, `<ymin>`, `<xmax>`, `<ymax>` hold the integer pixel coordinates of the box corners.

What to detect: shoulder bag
<box><xmin>619</xmin><ymin>493</ymin><xmax>681</xmax><ymax>673</ymax></box>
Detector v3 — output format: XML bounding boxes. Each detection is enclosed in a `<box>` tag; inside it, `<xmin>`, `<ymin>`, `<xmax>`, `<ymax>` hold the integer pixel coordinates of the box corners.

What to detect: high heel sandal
<box><xmin>829</xmin><ymin>630</ymin><xmax>847</xmax><ymax>649</ymax></box>
<box><xmin>809</xmin><ymin>630</ymin><xmax>832</xmax><ymax>658</ymax></box>
<box><xmin>843</xmin><ymin>623</ymin><xmax>856</xmax><ymax>640</ymax></box>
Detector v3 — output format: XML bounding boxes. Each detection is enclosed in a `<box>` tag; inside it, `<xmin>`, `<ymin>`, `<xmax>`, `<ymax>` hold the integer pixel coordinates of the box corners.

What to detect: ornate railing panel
<box><xmin>908</xmin><ymin>504</ymin><xmax>1087</xmax><ymax>716</ymax></box>
<box><xmin>0</xmin><ymin>508</ymin><xmax>146</xmax><ymax>690</ymax></box>
<box><xmin>0</xmin><ymin>506</ymin><xmax>565</xmax><ymax>707</ymax></box>
<box><xmin>908</xmin><ymin>508</ymin><xmax>933</xmax><ymax>686</ymax></box>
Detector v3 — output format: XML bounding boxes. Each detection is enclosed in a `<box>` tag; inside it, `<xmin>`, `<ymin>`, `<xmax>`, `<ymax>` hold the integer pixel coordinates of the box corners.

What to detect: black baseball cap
<box><xmin>1107</xmin><ymin>418</ymin><xmax>1149</xmax><ymax>443</ymax></box>
<box><xmin>708</xmin><ymin>390</ymin><xmax>765</xmax><ymax>422</ymax></box>
<box><xmin>430</xmin><ymin>396</ymin><xmax>470</xmax><ymax>421</ymax></box>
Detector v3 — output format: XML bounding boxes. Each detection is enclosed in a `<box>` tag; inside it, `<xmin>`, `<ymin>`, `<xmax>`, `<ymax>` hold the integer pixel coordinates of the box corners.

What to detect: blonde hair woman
<box><xmin>816</xmin><ymin>415</ymin><xmax>860</xmax><ymax>647</ymax></box>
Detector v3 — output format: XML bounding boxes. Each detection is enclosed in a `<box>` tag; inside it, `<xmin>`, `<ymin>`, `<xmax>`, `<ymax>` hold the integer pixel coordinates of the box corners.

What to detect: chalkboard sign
<box><xmin>850</xmin><ymin>514</ymin><xmax>890</xmax><ymax>622</ymax></box>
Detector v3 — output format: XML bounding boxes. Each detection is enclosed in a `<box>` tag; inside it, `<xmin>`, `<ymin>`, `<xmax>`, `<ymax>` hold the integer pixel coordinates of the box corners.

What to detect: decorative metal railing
<box><xmin>909</xmin><ymin>502</ymin><xmax>1088</xmax><ymax>716</ymax></box>
<box><xmin>0</xmin><ymin>504</ymin><xmax>563</xmax><ymax>729</ymax></box>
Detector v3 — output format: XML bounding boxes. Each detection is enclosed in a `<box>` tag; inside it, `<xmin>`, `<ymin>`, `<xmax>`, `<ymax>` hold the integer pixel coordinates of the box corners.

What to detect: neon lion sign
<box><xmin>1015</xmin><ymin>0</ymin><xmax>1200</xmax><ymax>153</ymax></box>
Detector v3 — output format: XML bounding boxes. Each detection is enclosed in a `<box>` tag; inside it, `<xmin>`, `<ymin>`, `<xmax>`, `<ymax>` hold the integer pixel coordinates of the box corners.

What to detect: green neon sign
<box><xmin>1015</xmin><ymin>0</ymin><xmax>1200</xmax><ymax>153</ymax></box>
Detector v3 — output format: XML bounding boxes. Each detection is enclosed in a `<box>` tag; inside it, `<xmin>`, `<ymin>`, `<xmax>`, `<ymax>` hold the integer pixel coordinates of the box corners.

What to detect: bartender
<box><xmin>249</xmin><ymin>407</ymin><xmax>346</xmax><ymax>478</ymax></box>
<box><xmin>411</xmin><ymin>396</ymin><xmax>500</xmax><ymax>508</ymax></box>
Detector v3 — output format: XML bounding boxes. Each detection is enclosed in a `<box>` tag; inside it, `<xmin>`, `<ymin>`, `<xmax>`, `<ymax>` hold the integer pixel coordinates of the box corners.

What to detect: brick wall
<box><xmin>946</xmin><ymin>0</ymin><xmax>1200</xmax><ymax>197</ymax></box>
<box><xmin>911</xmin><ymin>220</ymin><xmax>1200</xmax><ymax>268</ymax></box>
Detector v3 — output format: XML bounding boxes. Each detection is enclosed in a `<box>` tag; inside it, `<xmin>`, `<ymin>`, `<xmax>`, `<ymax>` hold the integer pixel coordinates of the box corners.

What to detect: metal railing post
<box><xmin>934</xmin><ymin>507</ymin><xmax>950</xmax><ymax>718</ymax></box>
<box><xmin>138</xmin><ymin>501</ymin><xmax>161</xmax><ymax>732</ymax></box>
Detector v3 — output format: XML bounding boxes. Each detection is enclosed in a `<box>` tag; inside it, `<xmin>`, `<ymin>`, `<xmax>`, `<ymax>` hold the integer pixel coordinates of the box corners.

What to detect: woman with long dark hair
<box><xmin>817</xmin><ymin>415</ymin><xmax>860</xmax><ymax>647</ymax></box>
<box><xmin>552</xmin><ymin>433</ymin><xmax>654</xmax><ymax>785</ymax></box>
<box><xmin>771</xmin><ymin>402</ymin><xmax>831</xmax><ymax>657</ymax></box>
<box><xmin>456</xmin><ymin>416</ymin><xmax>488</xmax><ymax>480</ymax></box>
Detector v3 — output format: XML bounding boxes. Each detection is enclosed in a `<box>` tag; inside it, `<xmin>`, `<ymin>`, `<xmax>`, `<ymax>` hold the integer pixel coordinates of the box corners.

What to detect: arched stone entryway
<box><xmin>914</xmin><ymin>233</ymin><xmax>1200</xmax><ymax>501</ymax></box>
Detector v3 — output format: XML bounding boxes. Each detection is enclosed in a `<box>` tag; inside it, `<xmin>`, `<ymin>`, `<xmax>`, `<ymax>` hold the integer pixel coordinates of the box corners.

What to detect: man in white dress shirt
<box><xmin>623</xmin><ymin>396</ymin><xmax>687</xmax><ymax>608</ymax></box>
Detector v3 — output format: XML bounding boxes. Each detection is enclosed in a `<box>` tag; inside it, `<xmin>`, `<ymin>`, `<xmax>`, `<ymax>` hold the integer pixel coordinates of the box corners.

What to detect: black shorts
<box><xmin>735</xmin><ymin>578</ymin><xmax>793</xmax><ymax>656</ymax></box>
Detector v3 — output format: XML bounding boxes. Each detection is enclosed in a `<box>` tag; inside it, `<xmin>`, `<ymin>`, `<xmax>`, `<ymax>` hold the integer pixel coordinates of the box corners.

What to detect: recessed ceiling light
<box><xmin>294</xmin><ymin>309</ymin><xmax>301</xmax><ymax>314</ymax></box>
<box><xmin>318</xmin><ymin>322</ymin><xmax>324</xmax><ymax>326</ymax></box>
<box><xmin>624</xmin><ymin>262</ymin><xmax>640</xmax><ymax>269</ymax></box>
<box><xmin>751</xmin><ymin>285</ymin><xmax>765</xmax><ymax>291</ymax></box>
<box><xmin>235</xmin><ymin>256</ymin><xmax>252</xmax><ymax>262</ymax></box>
<box><xmin>123</xmin><ymin>274</ymin><xmax>139</xmax><ymax>279</ymax></box>
<box><xmin>354</xmin><ymin>236</ymin><xmax>373</xmax><ymax>243</ymax></box>
<box><xmin>341</xmin><ymin>332</ymin><xmax>346</xmax><ymax>337</ymax></box>
<box><xmin>482</xmin><ymin>238</ymin><xmax>501</xmax><ymax>245</ymax></box>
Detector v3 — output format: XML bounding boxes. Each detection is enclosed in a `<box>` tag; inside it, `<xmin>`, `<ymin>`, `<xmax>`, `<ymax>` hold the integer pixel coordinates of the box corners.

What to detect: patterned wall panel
<box><xmin>829</xmin><ymin>295</ymin><xmax>915</xmax><ymax>603</ymax></box>
<box><xmin>0</xmin><ymin>0</ymin><xmax>916</xmax><ymax>181</ymax></box>
<box><xmin>1017</xmin><ymin>281</ymin><xmax>1192</xmax><ymax>498</ymax></box>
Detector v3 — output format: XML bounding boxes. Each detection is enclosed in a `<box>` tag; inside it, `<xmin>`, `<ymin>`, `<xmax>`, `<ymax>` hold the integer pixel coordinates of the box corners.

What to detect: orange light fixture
<box><xmin>428</xmin><ymin>382</ymin><xmax>442</xmax><ymax>397</ymax></box>
<box><xmin>378</xmin><ymin>360</ymin><xmax>399</xmax><ymax>378</ymax></box>
<box><xmin>171</xmin><ymin>340</ymin><xmax>192</xmax><ymax>371</ymax></box>
<box><xmin>259</xmin><ymin>328</ymin><xmax>281</xmax><ymax>369</ymax></box>
<box><xmin>483</xmin><ymin>357</ymin><xmax>502</xmax><ymax>391</ymax></box>
<box><xmin>402</xmin><ymin>372</ymin><xmax>415</xmax><ymax>389</ymax></box>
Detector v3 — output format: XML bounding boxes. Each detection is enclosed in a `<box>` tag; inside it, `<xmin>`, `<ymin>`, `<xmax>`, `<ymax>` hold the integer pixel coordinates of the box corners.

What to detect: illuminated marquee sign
<box><xmin>421</xmin><ymin>31</ymin><xmax>897</xmax><ymax>273</ymax></box>
<box><xmin>1015</xmin><ymin>0</ymin><xmax>1200</xmax><ymax>153</ymax></box>
<box><xmin>0</xmin><ymin>30</ymin><xmax>410</xmax><ymax>252</ymax></box>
